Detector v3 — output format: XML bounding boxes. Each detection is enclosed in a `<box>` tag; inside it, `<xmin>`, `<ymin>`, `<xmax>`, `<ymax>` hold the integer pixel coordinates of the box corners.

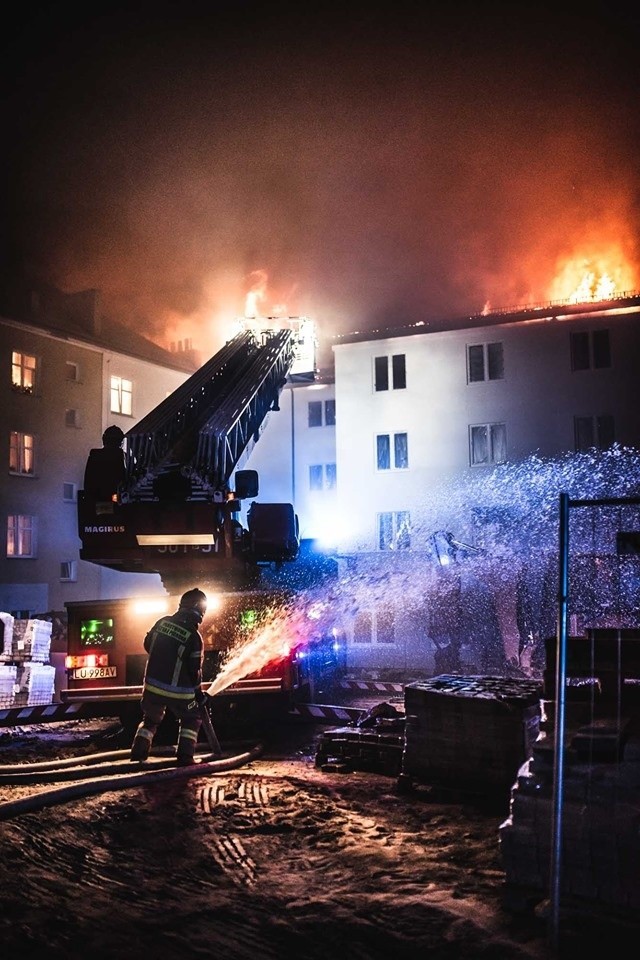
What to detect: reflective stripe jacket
<box><xmin>142</xmin><ymin>608</ymin><xmax>203</xmax><ymax>701</ymax></box>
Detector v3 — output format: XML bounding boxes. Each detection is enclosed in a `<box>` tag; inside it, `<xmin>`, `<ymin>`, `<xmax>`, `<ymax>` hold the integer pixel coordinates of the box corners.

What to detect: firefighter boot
<box><xmin>130</xmin><ymin>726</ymin><xmax>153</xmax><ymax>762</ymax></box>
<box><xmin>176</xmin><ymin>725</ymin><xmax>199</xmax><ymax>766</ymax></box>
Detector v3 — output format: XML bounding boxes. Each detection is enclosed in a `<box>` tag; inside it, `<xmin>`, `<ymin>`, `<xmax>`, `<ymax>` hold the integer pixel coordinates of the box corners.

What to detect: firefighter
<box><xmin>83</xmin><ymin>425</ymin><xmax>127</xmax><ymax>501</ymax></box>
<box><xmin>130</xmin><ymin>588</ymin><xmax>208</xmax><ymax>765</ymax></box>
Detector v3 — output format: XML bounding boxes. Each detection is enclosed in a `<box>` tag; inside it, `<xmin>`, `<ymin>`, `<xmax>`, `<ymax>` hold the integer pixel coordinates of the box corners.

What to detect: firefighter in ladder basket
<box><xmin>130</xmin><ymin>589</ymin><xmax>208</xmax><ymax>765</ymax></box>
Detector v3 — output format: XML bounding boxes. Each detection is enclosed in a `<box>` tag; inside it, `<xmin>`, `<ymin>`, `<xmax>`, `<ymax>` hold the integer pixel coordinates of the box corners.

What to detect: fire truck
<box><xmin>0</xmin><ymin>319</ymin><xmax>343</xmax><ymax>730</ymax></box>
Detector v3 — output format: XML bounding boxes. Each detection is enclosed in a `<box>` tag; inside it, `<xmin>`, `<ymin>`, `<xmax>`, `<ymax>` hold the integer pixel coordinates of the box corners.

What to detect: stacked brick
<box><xmin>0</xmin><ymin>614</ymin><xmax>56</xmax><ymax>707</ymax></box>
<box><xmin>399</xmin><ymin>675</ymin><xmax>543</xmax><ymax>799</ymax></box>
<box><xmin>499</xmin><ymin>630</ymin><xmax>640</xmax><ymax>915</ymax></box>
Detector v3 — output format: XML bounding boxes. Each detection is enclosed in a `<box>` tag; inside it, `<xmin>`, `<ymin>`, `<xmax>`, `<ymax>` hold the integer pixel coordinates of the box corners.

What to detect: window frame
<box><xmin>376</xmin><ymin>432</ymin><xmax>409</xmax><ymax>471</ymax></box>
<box><xmin>574</xmin><ymin>414</ymin><xmax>615</xmax><ymax>452</ymax></box>
<box><xmin>110</xmin><ymin>375</ymin><xmax>133</xmax><ymax>416</ymax></box>
<box><xmin>9</xmin><ymin>431</ymin><xmax>35</xmax><ymax>476</ymax></box>
<box><xmin>374</xmin><ymin>354</ymin><xmax>406</xmax><ymax>392</ymax></box>
<box><xmin>467</xmin><ymin>341</ymin><xmax>504</xmax><ymax>383</ymax></box>
<box><xmin>570</xmin><ymin>329</ymin><xmax>611</xmax><ymax>372</ymax></box>
<box><xmin>377</xmin><ymin>510</ymin><xmax>411</xmax><ymax>551</ymax></box>
<box><xmin>469</xmin><ymin>422</ymin><xmax>507</xmax><ymax>466</ymax></box>
<box><xmin>7</xmin><ymin>514</ymin><xmax>37</xmax><ymax>558</ymax></box>
<box><xmin>11</xmin><ymin>350</ymin><xmax>37</xmax><ymax>394</ymax></box>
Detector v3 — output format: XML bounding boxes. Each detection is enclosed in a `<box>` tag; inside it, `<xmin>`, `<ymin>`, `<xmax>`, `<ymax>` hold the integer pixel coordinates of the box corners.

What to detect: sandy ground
<box><xmin>0</xmin><ymin>718</ymin><xmax>635</xmax><ymax>960</ymax></box>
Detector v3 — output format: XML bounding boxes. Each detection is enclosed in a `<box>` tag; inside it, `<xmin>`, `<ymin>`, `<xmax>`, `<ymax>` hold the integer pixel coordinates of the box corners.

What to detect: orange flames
<box><xmin>549</xmin><ymin>247</ymin><xmax>636</xmax><ymax>305</ymax></box>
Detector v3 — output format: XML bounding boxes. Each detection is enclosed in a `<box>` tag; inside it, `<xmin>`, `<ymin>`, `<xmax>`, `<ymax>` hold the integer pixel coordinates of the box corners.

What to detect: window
<box><xmin>11</xmin><ymin>351</ymin><xmax>37</xmax><ymax>394</ymax></box>
<box><xmin>470</xmin><ymin>423</ymin><xmax>507</xmax><ymax>465</ymax></box>
<box><xmin>63</xmin><ymin>482</ymin><xmax>77</xmax><ymax>501</ymax></box>
<box><xmin>7</xmin><ymin>515</ymin><xmax>37</xmax><ymax>557</ymax></box>
<box><xmin>65</xmin><ymin>408</ymin><xmax>81</xmax><ymax>428</ymax></box>
<box><xmin>110</xmin><ymin>376</ymin><xmax>133</xmax><ymax>415</ymax></box>
<box><xmin>65</xmin><ymin>361</ymin><xmax>80</xmax><ymax>381</ymax></box>
<box><xmin>353</xmin><ymin>608</ymin><xmax>396</xmax><ymax>644</ymax></box>
<box><xmin>378</xmin><ymin>510</ymin><xmax>411</xmax><ymax>550</ymax></box>
<box><xmin>374</xmin><ymin>354</ymin><xmax>406</xmax><ymax>391</ymax></box>
<box><xmin>570</xmin><ymin>329</ymin><xmax>611</xmax><ymax>371</ymax></box>
<box><xmin>574</xmin><ymin>415</ymin><xmax>615</xmax><ymax>452</ymax></box>
<box><xmin>308</xmin><ymin>401</ymin><xmax>322</xmax><ymax>427</ymax></box>
<box><xmin>324</xmin><ymin>399</ymin><xmax>336</xmax><ymax>426</ymax></box>
<box><xmin>9</xmin><ymin>431</ymin><xmax>35</xmax><ymax>475</ymax></box>
<box><xmin>309</xmin><ymin>464</ymin><xmax>324</xmax><ymax>490</ymax></box>
<box><xmin>376</xmin><ymin>432</ymin><xmax>408</xmax><ymax>470</ymax></box>
<box><xmin>309</xmin><ymin>463</ymin><xmax>337</xmax><ymax>490</ymax></box>
<box><xmin>467</xmin><ymin>342</ymin><xmax>504</xmax><ymax>382</ymax></box>
<box><xmin>60</xmin><ymin>560</ymin><xmax>77</xmax><ymax>582</ymax></box>
<box><xmin>308</xmin><ymin>399</ymin><xmax>335</xmax><ymax>427</ymax></box>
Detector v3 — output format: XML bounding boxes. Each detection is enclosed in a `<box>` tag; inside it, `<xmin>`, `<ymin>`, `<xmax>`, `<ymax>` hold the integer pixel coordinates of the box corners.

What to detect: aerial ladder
<box><xmin>78</xmin><ymin>324</ymin><xmax>310</xmax><ymax>591</ymax></box>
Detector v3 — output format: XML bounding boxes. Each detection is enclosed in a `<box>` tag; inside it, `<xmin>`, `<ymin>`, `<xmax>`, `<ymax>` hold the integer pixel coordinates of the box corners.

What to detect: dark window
<box><xmin>468</xmin><ymin>343</ymin><xmax>504</xmax><ymax>382</ymax></box>
<box><xmin>308</xmin><ymin>401</ymin><xmax>322</xmax><ymax>427</ymax></box>
<box><xmin>571</xmin><ymin>330</ymin><xmax>610</xmax><ymax>371</ymax></box>
<box><xmin>375</xmin><ymin>354</ymin><xmax>406</xmax><ymax>391</ymax></box>
<box><xmin>487</xmin><ymin>342</ymin><xmax>504</xmax><ymax>380</ymax></box>
<box><xmin>374</xmin><ymin>356</ymin><xmax>389</xmax><ymax>392</ymax></box>
<box><xmin>324</xmin><ymin>399</ymin><xmax>336</xmax><ymax>426</ymax></box>
<box><xmin>392</xmin><ymin>354</ymin><xmax>406</xmax><ymax>389</ymax></box>
<box><xmin>574</xmin><ymin>414</ymin><xmax>615</xmax><ymax>452</ymax></box>
<box><xmin>325</xmin><ymin>463</ymin><xmax>337</xmax><ymax>489</ymax></box>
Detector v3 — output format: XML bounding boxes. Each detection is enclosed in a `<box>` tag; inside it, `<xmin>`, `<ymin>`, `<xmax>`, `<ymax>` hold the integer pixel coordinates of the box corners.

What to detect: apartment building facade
<box><xmin>320</xmin><ymin>297</ymin><xmax>640</xmax><ymax>674</ymax></box>
<box><xmin>0</xmin><ymin>283</ymin><xmax>195</xmax><ymax>616</ymax></box>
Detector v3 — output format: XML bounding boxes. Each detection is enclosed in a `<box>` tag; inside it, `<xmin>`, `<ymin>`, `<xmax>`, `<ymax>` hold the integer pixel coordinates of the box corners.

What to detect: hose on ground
<box><xmin>0</xmin><ymin>743</ymin><xmax>263</xmax><ymax>821</ymax></box>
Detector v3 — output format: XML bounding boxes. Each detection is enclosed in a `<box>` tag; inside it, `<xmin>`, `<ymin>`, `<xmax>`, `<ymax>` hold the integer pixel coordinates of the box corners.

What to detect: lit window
<box><xmin>110</xmin><ymin>376</ymin><xmax>133</xmax><ymax>415</ymax></box>
<box><xmin>574</xmin><ymin>415</ymin><xmax>615</xmax><ymax>452</ymax></box>
<box><xmin>378</xmin><ymin>511</ymin><xmax>411</xmax><ymax>550</ymax></box>
<box><xmin>376</xmin><ymin>433</ymin><xmax>408</xmax><ymax>470</ymax></box>
<box><xmin>467</xmin><ymin>342</ymin><xmax>504</xmax><ymax>383</ymax></box>
<box><xmin>570</xmin><ymin>330</ymin><xmax>610</xmax><ymax>371</ymax></box>
<box><xmin>470</xmin><ymin>423</ymin><xmax>507</xmax><ymax>465</ymax></box>
<box><xmin>7</xmin><ymin>515</ymin><xmax>37</xmax><ymax>557</ymax></box>
<box><xmin>9</xmin><ymin>432</ymin><xmax>35</xmax><ymax>475</ymax></box>
<box><xmin>374</xmin><ymin>354</ymin><xmax>406</xmax><ymax>392</ymax></box>
<box><xmin>11</xmin><ymin>351</ymin><xmax>37</xmax><ymax>394</ymax></box>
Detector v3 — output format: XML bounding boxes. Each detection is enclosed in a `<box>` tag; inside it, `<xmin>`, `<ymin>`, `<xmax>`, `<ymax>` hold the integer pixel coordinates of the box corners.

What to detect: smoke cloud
<box><xmin>2</xmin><ymin>3</ymin><xmax>639</xmax><ymax>356</ymax></box>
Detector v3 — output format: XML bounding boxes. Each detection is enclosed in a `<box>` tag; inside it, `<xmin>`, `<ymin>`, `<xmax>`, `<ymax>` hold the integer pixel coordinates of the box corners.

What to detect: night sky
<box><xmin>2</xmin><ymin>2</ymin><xmax>639</xmax><ymax>354</ymax></box>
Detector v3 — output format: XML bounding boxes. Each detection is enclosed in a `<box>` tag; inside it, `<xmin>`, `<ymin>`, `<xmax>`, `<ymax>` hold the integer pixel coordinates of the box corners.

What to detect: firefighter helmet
<box><xmin>179</xmin><ymin>588</ymin><xmax>207</xmax><ymax>622</ymax></box>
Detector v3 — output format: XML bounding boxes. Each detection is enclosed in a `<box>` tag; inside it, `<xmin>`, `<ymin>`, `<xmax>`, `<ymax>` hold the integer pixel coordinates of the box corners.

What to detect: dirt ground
<box><xmin>0</xmin><ymin>718</ymin><xmax>636</xmax><ymax>960</ymax></box>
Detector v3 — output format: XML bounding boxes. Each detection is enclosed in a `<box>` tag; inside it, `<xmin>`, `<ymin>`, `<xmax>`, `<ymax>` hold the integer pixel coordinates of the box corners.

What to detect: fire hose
<box><xmin>0</xmin><ymin>742</ymin><xmax>263</xmax><ymax>821</ymax></box>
